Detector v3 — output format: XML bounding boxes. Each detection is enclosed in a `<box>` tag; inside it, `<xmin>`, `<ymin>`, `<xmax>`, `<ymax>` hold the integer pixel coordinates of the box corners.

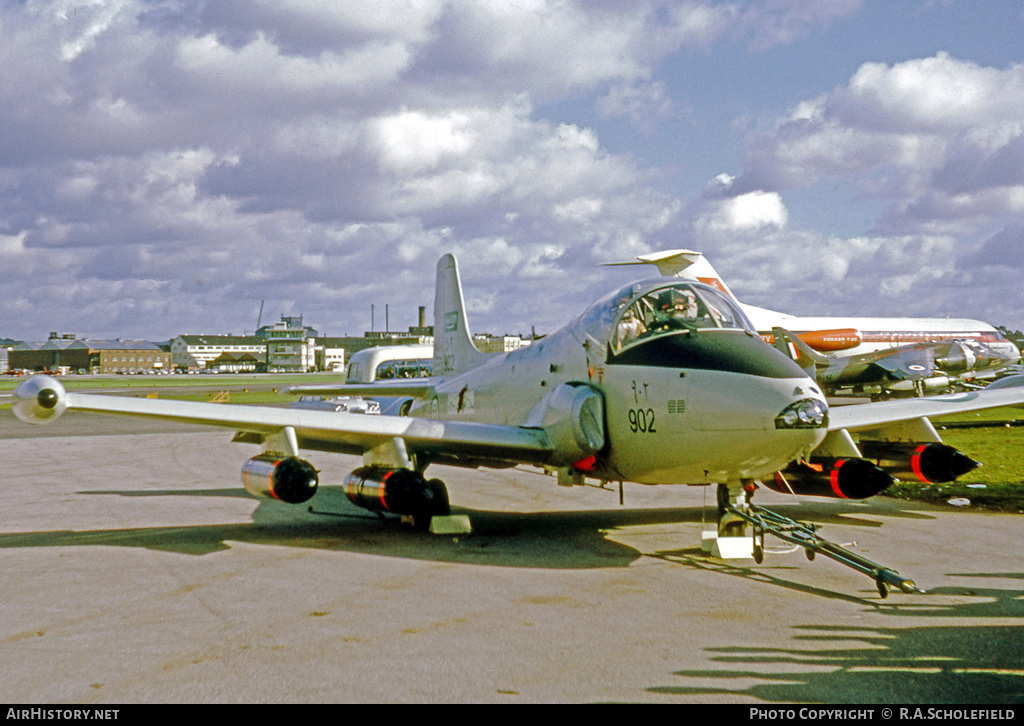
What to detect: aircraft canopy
<box><xmin>576</xmin><ymin>279</ymin><xmax>755</xmax><ymax>355</ymax></box>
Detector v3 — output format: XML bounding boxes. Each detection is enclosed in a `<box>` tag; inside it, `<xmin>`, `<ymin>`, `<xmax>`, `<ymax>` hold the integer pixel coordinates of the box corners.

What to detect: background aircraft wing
<box><xmin>282</xmin><ymin>379</ymin><xmax>435</xmax><ymax>398</ymax></box>
<box><xmin>871</xmin><ymin>347</ymin><xmax>936</xmax><ymax>380</ymax></box>
<box><xmin>828</xmin><ymin>383</ymin><xmax>1024</xmax><ymax>433</ymax></box>
<box><xmin>13</xmin><ymin>376</ymin><xmax>553</xmax><ymax>467</ymax></box>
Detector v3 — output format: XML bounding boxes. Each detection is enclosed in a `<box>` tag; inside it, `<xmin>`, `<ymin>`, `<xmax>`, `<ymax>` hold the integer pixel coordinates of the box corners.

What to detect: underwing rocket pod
<box><xmin>766</xmin><ymin>458</ymin><xmax>895</xmax><ymax>499</ymax></box>
<box><xmin>344</xmin><ymin>466</ymin><xmax>450</xmax><ymax>521</ymax></box>
<box><xmin>242</xmin><ymin>454</ymin><xmax>320</xmax><ymax>504</ymax></box>
<box><xmin>858</xmin><ymin>441</ymin><xmax>980</xmax><ymax>484</ymax></box>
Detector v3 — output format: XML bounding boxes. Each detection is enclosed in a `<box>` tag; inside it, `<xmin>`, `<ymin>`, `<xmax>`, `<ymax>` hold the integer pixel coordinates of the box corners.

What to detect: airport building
<box><xmin>3</xmin><ymin>305</ymin><xmax>529</xmax><ymax>377</ymax></box>
<box><xmin>171</xmin><ymin>335</ymin><xmax>266</xmax><ymax>371</ymax></box>
<box><xmin>474</xmin><ymin>334</ymin><xmax>529</xmax><ymax>354</ymax></box>
<box><xmin>207</xmin><ymin>351</ymin><xmax>262</xmax><ymax>373</ymax></box>
<box><xmin>10</xmin><ymin>336</ymin><xmax>171</xmax><ymax>374</ymax></box>
<box><xmin>89</xmin><ymin>340</ymin><xmax>172</xmax><ymax>374</ymax></box>
<box><xmin>258</xmin><ymin>316</ymin><xmax>318</xmax><ymax>373</ymax></box>
<box><xmin>315</xmin><ymin>339</ymin><xmax>349</xmax><ymax>372</ymax></box>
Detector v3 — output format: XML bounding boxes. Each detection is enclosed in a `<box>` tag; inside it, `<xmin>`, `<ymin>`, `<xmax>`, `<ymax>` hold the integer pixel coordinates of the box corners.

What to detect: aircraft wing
<box><xmin>827</xmin><ymin>384</ymin><xmax>1024</xmax><ymax>433</ymax></box>
<box><xmin>870</xmin><ymin>347</ymin><xmax>935</xmax><ymax>381</ymax></box>
<box><xmin>13</xmin><ymin>376</ymin><xmax>553</xmax><ymax>468</ymax></box>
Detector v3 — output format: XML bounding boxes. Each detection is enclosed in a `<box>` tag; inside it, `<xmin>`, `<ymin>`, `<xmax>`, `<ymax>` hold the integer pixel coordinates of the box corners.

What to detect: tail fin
<box><xmin>605</xmin><ymin>249</ymin><xmax>737</xmax><ymax>299</ymax></box>
<box><xmin>771</xmin><ymin>327</ymin><xmax>826</xmax><ymax>376</ymax></box>
<box><xmin>433</xmin><ymin>254</ymin><xmax>489</xmax><ymax>376</ymax></box>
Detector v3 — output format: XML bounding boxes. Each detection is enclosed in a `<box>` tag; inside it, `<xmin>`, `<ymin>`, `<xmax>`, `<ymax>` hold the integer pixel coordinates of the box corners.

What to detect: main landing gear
<box><xmin>714</xmin><ymin>482</ymin><xmax>924</xmax><ymax>598</ymax></box>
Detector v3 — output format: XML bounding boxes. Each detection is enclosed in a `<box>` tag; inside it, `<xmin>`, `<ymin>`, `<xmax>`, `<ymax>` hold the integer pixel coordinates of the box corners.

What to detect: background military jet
<box><xmin>770</xmin><ymin>327</ymin><xmax>1017</xmax><ymax>398</ymax></box>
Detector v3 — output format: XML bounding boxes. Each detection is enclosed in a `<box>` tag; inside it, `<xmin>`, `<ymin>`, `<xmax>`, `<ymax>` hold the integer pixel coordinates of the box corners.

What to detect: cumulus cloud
<box><xmin>737</xmin><ymin>53</ymin><xmax>1024</xmax><ymax>237</ymax></box>
<box><xmin>670</xmin><ymin>56</ymin><xmax>1024</xmax><ymax>325</ymax></box>
<box><xmin>3</xmin><ymin>1</ymin><xmax>1021</xmax><ymax>341</ymax></box>
<box><xmin>0</xmin><ymin>231</ymin><xmax>28</xmax><ymax>256</ymax></box>
<box><xmin>595</xmin><ymin>80</ymin><xmax>682</xmax><ymax>134</ymax></box>
<box><xmin>834</xmin><ymin>53</ymin><xmax>1024</xmax><ymax>133</ymax></box>
<box><xmin>695</xmin><ymin>174</ymin><xmax>788</xmax><ymax>232</ymax></box>
<box><xmin>738</xmin><ymin>0</ymin><xmax>864</xmax><ymax>53</ymax></box>
<box><xmin>970</xmin><ymin>223</ymin><xmax>1024</xmax><ymax>269</ymax></box>
<box><xmin>1</xmin><ymin>0</ymin><xmax>709</xmax><ymax>339</ymax></box>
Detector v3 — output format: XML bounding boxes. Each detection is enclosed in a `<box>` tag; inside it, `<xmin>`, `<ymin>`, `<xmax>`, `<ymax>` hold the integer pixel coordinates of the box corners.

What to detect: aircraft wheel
<box><xmin>716</xmin><ymin>482</ymin><xmax>729</xmax><ymax>516</ymax></box>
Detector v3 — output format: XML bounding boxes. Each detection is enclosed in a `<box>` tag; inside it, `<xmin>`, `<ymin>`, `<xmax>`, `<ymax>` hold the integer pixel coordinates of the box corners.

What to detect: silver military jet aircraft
<box><xmin>14</xmin><ymin>254</ymin><xmax>1024</xmax><ymax>596</ymax></box>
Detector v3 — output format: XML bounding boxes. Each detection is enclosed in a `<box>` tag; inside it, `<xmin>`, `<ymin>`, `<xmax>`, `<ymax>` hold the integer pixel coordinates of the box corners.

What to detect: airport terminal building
<box><xmin>171</xmin><ymin>335</ymin><xmax>266</xmax><ymax>371</ymax></box>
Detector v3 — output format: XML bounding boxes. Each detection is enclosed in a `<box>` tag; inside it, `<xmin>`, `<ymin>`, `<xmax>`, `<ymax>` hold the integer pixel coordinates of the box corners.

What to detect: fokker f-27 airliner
<box><xmin>15</xmin><ymin>255</ymin><xmax>1024</xmax><ymax>596</ymax></box>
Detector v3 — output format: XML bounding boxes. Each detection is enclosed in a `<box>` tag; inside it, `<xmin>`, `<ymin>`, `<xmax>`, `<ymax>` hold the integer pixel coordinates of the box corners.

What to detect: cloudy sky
<box><xmin>2</xmin><ymin>0</ymin><xmax>1023</xmax><ymax>342</ymax></box>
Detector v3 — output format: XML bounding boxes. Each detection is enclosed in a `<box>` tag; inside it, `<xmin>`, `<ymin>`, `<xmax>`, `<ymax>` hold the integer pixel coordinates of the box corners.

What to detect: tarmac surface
<box><xmin>1</xmin><ymin>408</ymin><xmax>1022</xmax><ymax>704</ymax></box>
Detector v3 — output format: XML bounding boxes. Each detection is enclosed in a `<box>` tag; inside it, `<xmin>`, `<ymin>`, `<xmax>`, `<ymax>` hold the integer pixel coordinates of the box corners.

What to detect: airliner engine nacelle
<box><xmin>765</xmin><ymin>457</ymin><xmax>895</xmax><ymax>499</ymax></box>
<box><xmin>242</xmin><ymin>454</ymin><xmax>319</xmax><ymax>504</ymax></box>
<box><xmin>797</xmin><ymin>329</ymin><xmax>862</xmax><ymax>353</ymax></box>
<box><xmin>12</xmin><ymin>375</ymin><xmax>69</xmax><ymax>424</ymax></box>
<box><xmin>343</xmin><ymin>466</ymin><xmax>449</xmax><ymax>519</ymax></box>
<box><xmin>858</xmin><ymin>441</ymin><xmax>980</xmax><ymax>484</ymax></box>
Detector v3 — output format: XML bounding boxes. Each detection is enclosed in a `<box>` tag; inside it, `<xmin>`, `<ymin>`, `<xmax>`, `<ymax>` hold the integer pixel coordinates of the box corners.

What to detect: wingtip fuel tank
<box><xmin>12</xmin><ymin>374</ymin><xmax>68</xmax><ymax>425</ymax></box>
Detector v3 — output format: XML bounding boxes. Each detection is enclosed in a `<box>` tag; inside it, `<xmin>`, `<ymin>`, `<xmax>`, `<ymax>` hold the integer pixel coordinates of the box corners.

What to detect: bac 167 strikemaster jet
<box><xmin>14</xmin><ymin>254</ymin><xmax>1024</xmax><ymax>597</ymax></box>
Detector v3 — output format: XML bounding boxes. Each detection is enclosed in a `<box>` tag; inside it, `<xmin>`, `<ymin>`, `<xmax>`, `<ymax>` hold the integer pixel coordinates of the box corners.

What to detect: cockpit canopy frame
<box><xmin>576</xmin><ymin>278</ymin><xmax>755</xmax><ymax>358</ymax></box>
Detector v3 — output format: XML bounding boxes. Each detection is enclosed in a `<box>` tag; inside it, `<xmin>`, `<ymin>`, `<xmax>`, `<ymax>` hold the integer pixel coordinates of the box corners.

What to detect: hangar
<box><xmin>10</xmin><ymin>338</ymin><xmax>171</xmax><ymax>374</ymax></box>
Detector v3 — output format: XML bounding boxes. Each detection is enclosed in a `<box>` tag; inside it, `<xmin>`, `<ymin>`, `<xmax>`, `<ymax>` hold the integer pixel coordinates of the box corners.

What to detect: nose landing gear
<box><xmin>712</xmin><ymin>482</ymin><xmax>923</xmax><ymax>598</ymax></box>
